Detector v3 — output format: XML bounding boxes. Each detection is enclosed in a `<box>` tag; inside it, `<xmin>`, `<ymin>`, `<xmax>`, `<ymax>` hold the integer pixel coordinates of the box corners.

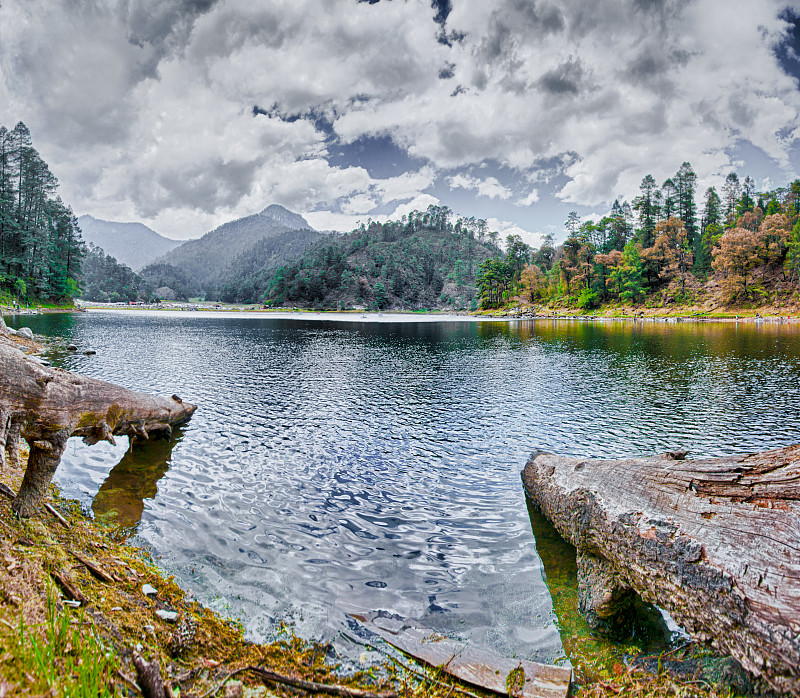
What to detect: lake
<box><xmin>8</xmin><ymin>310</ymin><xmax>800</xmax><ymax>666</ymax></box>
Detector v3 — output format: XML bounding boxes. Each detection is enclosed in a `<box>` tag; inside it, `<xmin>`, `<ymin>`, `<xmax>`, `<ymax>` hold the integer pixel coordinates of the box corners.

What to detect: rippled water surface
<box><xmin>10</xmin><ymin>311</ymin><xmax>800</xmax><ymax>664</ymax></box>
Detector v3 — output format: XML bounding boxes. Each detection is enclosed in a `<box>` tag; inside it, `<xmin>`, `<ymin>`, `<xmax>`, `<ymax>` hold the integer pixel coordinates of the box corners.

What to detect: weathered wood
<box><xmin>50</xmin><ymin>568</ymin><xmax>87</xmax><ymax>605</ymax></box>
<box><xmin>69</xmin><ymin>549</ymin><xmax>115</xmax><ymax>583</ymax></box>
<box><xmin>133</xmin><ymin>651</ymin><xmax>170</xmax><ymax>698</ymax></box>
<box><xmin>350</xmin><ymin>611</ymin><xmax>572</xmax><ymax>698</ymax></box>
<box><xmin>0</xmin><ymin>339</ymin><xmax>196</xmax><ymax>517</ymax></box>
<box><xmin>247</xmin><ymin>666</ymin><xmax>398</xmax><ymax>698</ymax></box>
<box><xmin>521</xmin><ymin>447</ymin><xmax>800</xmax><ymax>697</ymax></box>
<box><xmin>43</xmin><ymin>502</ymin><xmax>70</xmax><ymax>528</ymax></box>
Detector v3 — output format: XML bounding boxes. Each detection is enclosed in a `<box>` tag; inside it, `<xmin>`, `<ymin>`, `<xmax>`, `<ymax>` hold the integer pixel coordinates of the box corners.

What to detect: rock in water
<box><xmin>16</xmin><ymin>327</ymin><xmax>33</xmax><ymax>339</ymax></box>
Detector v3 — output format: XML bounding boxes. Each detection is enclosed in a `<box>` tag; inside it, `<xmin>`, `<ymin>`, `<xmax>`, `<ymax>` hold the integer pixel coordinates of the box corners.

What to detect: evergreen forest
<box><xmin>0</xmin><ymin>122</ymin><xmax>83</xmax><ymax>303</ymax></box>
<box><xmin>0</xmin><ymin>122</ymin><xmax>152</xmax><ymax>305</ymax></box>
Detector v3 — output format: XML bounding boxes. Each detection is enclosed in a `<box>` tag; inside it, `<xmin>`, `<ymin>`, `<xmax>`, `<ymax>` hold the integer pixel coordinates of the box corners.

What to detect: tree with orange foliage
<box><xmin>642</xmin><ymin>217</ymin><xmax>694</xmax><ymax>293</ymax></box>
<box><xmin>712</xmin><ymin>227</ymin><xmax>761</xmax><ymax>301</ymax></box>
<box><xmin>518</xmin><ymin>264</ymin><xmax>548</xmax><ymax>303</ymax></box>
<box><xmin>756</xmin><ymin>213</ymin><xmax>790</xmax><ymax>266</ymax></box>
<box><xmin>594</xmin><ymin>249</ymin><xmax>623</xmax><ymax>298</ymax></box>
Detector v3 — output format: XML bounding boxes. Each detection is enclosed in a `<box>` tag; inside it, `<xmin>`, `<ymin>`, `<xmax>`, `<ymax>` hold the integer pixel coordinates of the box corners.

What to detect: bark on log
<box><xmin>0</xmin><ymin>339</ymin><xmax>196</xmax><ymax>517</ymax></box>
<box><xmin>521</xmin><ymin>447</ymin><xmax>800</xmax><ymax>697</ymax></box>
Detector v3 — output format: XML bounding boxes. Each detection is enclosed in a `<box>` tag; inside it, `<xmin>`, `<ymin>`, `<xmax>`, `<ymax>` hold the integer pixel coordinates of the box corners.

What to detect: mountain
<box><xmin>216</xmin><ymin>207</ymin><xmax>500</xmax><ymax>310</ymax></box>
<box><xmin>77</xmin><ymin>215</ymin><xmax>183</xmax><ymax>271</ymax></box>
<box><xmin>155</xmin><ymin>204</ymin><xmax>324</xmax><ymax>290</ymax></box>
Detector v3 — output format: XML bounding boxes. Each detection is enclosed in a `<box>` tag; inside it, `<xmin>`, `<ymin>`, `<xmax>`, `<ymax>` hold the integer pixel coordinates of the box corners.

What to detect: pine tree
<box><xmin>633</xmin><ymin>174</ymin><xmax>659</xmax><ymax>247</ymax></box>
<box><xmin>0</xmin><ymin>121</ymin><xmax>84</xmax><ymax>302</ymax></box>
<box><xmin>696</xmin><ymin>187</ymin><xmax>722</xmax><ymax>273</ymax></box>
<box><xmin>674</xmin><ymin>162</ymin><xmax>698</xmax><ymax>249</ymax></box>
<box><xmin>721</xmin><ymin>173</ymin><xmax>741</xmax><ymax>227</ymax></box>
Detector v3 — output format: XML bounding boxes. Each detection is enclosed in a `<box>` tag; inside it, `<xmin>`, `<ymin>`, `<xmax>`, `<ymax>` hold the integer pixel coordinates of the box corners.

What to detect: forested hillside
<box><xmin>0</xmin><ymin>122</ymin><xmax>83</xmax><ymax>303</ymax></box>
<box><xmin>479</xmin><ymin>163</ymin><xmax>800</xmax><ymax>312</ymax></box>
<box><xmin>213</xmin><ymin>227</ymin><xmax>334</xmax><ymax>301</ymax></box>
<box><xmin>80</xmin><ymin>244</ymin><xmax>155</xmax><ymax>303</ymax></box>
<box><xmin>223</xmin><ymin>206</ymin><xmax>501</xmax><ymax>310</ymax></box>
<box><xmin>139</xmin><ymin>262</ymin><xmax>201</xmax><ymax>301</ymax></box>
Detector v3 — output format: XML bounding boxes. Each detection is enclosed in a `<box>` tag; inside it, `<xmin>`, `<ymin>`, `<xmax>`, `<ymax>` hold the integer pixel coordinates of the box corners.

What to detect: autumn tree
<box><xmin>643</xmin><ymin>217</ymin><xmax>694</xmax><ymax>293</ymax></box>
<box><xmin>712</xmin><ymin>227</ymin><xmax>762</xmax><ymax>301</ymax></box>
<box><xmin>756</xmin><ymin>213</ymin><xmax>790</xmax><ymax>266</ymax></box>
<box><xmin>518</xmin><ymin>264</ymin><xmax>549</xmax><ymax>302</ymax></box>
<box><xmin>594</xmin><ymin>249</ymin><xmax>623</xmax><ymax>298</ymax></box>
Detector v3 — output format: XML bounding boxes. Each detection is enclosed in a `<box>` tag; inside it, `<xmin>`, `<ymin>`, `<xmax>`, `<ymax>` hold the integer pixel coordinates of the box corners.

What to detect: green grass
<box><xmin>3</xmin><ymin>587</ymin><xmax>119</xmax><ymax>696</ymax></box>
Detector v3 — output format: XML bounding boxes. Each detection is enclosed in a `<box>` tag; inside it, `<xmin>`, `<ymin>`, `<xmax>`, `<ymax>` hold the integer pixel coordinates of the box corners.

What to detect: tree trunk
<box><xmin>0</xmin><ymin>339</ymin><xmax>196</xmax><ymax>517</ymax></box>
<box><xmin>522</xmin><ymin>447</ymin><xmax>800</xmax><ymax>697</ymax></box>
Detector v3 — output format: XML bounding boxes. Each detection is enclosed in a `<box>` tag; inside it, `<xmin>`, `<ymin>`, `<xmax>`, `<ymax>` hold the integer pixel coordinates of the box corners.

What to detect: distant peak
<box><xmin>259</xmin><ymin>204</ymin><xmax>313</xmax><ymax>231</ymax></box>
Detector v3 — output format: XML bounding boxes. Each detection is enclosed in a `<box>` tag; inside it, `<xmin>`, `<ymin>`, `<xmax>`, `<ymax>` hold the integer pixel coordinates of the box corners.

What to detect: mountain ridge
<box><xmin>77</xmin><ymin>215</ymin><xmax>183</xmax><ymax>271</ymax></box>
<box><xmin>153</xmin><ymin>204</ymin><xmax>323</xmax><ymax>290</ymax></box>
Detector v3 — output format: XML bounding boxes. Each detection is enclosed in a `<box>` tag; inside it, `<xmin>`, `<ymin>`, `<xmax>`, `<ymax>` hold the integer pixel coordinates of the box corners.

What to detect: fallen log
<box><xmin>349</xmin><ymin>611</ymin><xmax>572</xmax><ymax>698</ymax></box>
<box><xmin>521</xmin><ymin>447</ymin><xmax>800</xmax><ymax>697</ymax></box>
<box><xmin>0</xmin><ymin>339</ymin><xmax>196</xmax><ymax>517</ymax></box>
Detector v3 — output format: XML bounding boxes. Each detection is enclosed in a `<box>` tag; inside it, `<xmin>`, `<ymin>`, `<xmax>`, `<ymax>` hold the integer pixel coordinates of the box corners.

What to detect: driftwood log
<box><xmin>0</xmin><ymin>335</ymin><xmax>196</xmax><ymax>517</ymax></box>
<box><xmin>522</xmin><ymin>448</ymin><xmax>800</xmax><ymax>697</ymax></box>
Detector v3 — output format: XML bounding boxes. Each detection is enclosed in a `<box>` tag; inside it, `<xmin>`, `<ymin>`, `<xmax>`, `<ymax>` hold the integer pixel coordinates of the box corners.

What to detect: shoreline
<box><xmin>4</xmin><ymin>302</ymin><xmax>799</xmax><ymax>326</ymax></box>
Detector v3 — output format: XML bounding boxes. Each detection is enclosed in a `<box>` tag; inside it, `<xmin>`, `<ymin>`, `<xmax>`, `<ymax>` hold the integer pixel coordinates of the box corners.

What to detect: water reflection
<box><xmin>526</xmin><ymin>500</ymin><xmax>672</xmax><ymax>682</ymax></box>
<box><xmin>92</xmin><ymin>427</ymin><xmax>186</xmax><ymax>530</ymax></box>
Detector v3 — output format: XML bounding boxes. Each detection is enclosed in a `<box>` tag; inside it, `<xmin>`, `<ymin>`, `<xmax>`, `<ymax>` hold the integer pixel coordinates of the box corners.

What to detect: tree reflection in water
<box><xmin>92</xmin><ymin>427</ymin><xmax>185</xmax><ymax>532</ymax></box>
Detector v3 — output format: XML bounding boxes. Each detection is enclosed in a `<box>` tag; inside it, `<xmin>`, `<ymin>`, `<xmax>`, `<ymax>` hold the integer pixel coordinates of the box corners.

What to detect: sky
<box><xmin>2</xmin><ymin>0</ymin><xmax>800</xmax><ymax>245</ymax></box>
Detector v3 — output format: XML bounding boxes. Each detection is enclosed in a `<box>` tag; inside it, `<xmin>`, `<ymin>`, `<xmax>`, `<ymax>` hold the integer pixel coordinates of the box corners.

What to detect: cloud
<box><xmin>486</xmin><ymin>218</ymin><xmax>545</xmax><ymax>249</ymax></box>
<box><xmin>448</xmin><ymin>173</ymin><xmax>512</xmax><ymax>199</ymax></box>
<box><xmin>304</xmin><ymin>193</ymin><xmax>441</xmax><ymax>233</ymax></box>
<box><xmin>1</xmin><ymin>0</ymin><xmax>799</xmax><ymax>239</ymax></box>
<box><xmin>517</xmin><ymin>189</ymin><xmax>540</xmax><ymax>206</ymax></box>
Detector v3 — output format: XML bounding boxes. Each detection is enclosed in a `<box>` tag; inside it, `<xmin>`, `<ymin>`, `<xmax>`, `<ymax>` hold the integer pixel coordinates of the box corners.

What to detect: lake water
<box><xmin>8</xmin><ymin>310</ymin><xmax>800</xmax><ymax>666</ymax></box>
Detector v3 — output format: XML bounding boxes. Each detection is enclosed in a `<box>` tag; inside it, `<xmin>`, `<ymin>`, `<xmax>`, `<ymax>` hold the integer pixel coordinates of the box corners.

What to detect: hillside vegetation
<box><xmin>212</xmin><ymin>227</ymin><xmax>324</xmax><ymax>301</ymax></box>
<box><xmin>80</xmin><ymin>244</ymin><xmax>156</xmax><ymax>303</ymax></box>
<box><xmin>0</xmin><ymin>122</ymin><xmax>83</xmax><ymax>304</ymax></box>
<box><xmin>479</xmin><ymin>163</ymin><xmax>800</xmax><ymax>314</ymax></box>
<box><xmin>219</xmin><ymin>206</ymin><xmax>501</xmax><ymax>310</ymax></box>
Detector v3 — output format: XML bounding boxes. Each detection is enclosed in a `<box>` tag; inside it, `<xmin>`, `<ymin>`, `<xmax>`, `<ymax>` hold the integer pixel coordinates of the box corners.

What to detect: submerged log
<box><xmin>522</xmin><ymin>447</ymin><xmax>800</xmax><ymax>697</ymax></box>
<box><xmin>0</xmin><ymin>339</ymin><xmax>196</xmax><ymax>517</ymax></box>
<box><xmin>349</xmin><ymin>611</ymin><xmax>572</xmax><ymax>698</ymax></box>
